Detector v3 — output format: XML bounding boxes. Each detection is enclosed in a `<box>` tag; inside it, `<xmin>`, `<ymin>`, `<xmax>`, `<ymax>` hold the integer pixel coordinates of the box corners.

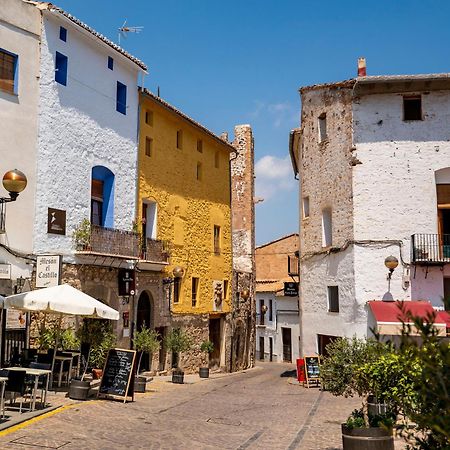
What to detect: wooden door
<box><xmin>282</xmin><ymin>328</ymin><xmax>292</xmax><ymax>362</ymax></box>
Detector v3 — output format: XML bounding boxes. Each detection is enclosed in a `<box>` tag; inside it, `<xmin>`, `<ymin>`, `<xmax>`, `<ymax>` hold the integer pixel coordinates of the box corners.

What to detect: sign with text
<box><xmin>36</xmin><ymin>255</ymin><xmax>61</xmax><ymax>288</ymax></box>
<box><xmin>47</xmin><ymin>208</ymin><xmax>66</xmax><ymax>235</ymax></box>
<box><xmin>5</xmin><ymin>309</ymin><xmax>27</xmax><ymax>329</ymax></box>
<box><xmin>118</xmin><ymin>269</ymin><xmax>135</xmax><ymax>296</ymax></box>
<box><xmin>304</xmin><ymin>355</ymin><xmax>320</xmax><ymax>388</ymax></box>
<box><xmin>0</xmin><ymin>264</ymin><xmax>11</xmax><ymax>280</ymax></box>
<box><xmin>284</xmin><ymin>282</ymin><xmax>299</xmax><ymax>297</ymax></box>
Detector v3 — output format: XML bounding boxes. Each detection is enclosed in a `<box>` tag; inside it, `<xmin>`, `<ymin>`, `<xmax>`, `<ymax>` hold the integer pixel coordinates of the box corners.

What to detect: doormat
<box><xmin>8</xmin><ymin>435</ymin><xmax>71</xmax><ymax>448</ymax></box>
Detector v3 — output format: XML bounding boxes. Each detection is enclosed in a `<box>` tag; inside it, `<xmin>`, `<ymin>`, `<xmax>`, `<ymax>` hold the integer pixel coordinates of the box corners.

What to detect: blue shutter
<box><xmin>116</xmin><ymin>81</ymin><xmax>127</xmax><ymax>115</ymax></box>
<box><xmin>55</xmin><ymin>52</ymin><xmax>68</xmax><ymax>86</ymax></box>
<box><xmin>108</xmin><ymin>56</ymin><xmax>114</xmax><ymax>70</ymax></box>
<box><xmin>59</xmin><ymin>26</ymin><xmax>67</xmax><ymax>42</ymax></box>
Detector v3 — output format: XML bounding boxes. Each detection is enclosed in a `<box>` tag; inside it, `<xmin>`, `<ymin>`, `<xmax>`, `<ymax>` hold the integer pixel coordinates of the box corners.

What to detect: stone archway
<box><xmin>136</xmin><ymin>291</ymin><xmax>153</xmax><ymax>371</ymax></box>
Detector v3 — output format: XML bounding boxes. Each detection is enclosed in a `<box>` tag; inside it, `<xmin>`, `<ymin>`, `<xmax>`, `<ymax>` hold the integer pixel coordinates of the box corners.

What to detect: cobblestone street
<box><xmin>0</xmin><ymin>362</ymin><xmax>376</xmax><ymax>450</ymax></box>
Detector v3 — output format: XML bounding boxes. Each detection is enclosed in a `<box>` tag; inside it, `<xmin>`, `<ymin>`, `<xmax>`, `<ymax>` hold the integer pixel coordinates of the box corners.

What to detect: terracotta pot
<box><xmin>92</xmin><ymin>368</ymin><xmax>103</xmax><ymax>380</ymax></box>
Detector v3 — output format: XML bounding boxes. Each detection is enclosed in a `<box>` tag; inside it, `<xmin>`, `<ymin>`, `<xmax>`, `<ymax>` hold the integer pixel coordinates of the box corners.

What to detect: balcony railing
<box><xmin>411</xmin><ymin>233</ymin><xmax>450</xmax><ymax>264</ymax></box>
<box><xmin>75</xmin><ymin>225</ymin><xmax>169</xmax><ymax>263</ymax></box>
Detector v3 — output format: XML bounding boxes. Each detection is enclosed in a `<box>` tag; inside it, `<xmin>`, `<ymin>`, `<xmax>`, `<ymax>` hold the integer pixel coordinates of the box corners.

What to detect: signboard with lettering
<box><xmin>36</xmin><ymin>255</ymin><xmax>61</xmax><ymax>288</ymax></box>
<box><xmin>0</xmin><ymin>264</ymin><xmax>11</xmax><ymax>280</ymax></box>
<box><xmin>304</xmin><ymin>355</ymin><xmax>320</xmax><ymax>388</ymax></box>
<box><xmin>5</xmin><ymin>309</ymin><xmax>27</xmax><ymax>330</ymax></box>
<box><xmin>118</xmin><ymin>269</ymin><xmax>135</xmax><ymax>296</ymax></box>
<box><xmin>284</xmin><ymin>282</ymin><xmax>299</xmax><ymax>297</ymax></box>
<box><xmin>47</xmin><ymin>208</ymin><xmax>66</xmax><ymax>235</ymax></box>
<box><xmin>98</xmin><ymin>348</ymin><xmax>136</xmax><ymax>403</ymax></box>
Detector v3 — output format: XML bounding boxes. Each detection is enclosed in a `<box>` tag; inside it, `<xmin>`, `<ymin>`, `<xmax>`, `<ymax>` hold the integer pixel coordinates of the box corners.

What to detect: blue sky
<box><xmin>53</xmin><ymin>0</ymin><xmax>450</xmax><ymax>245</ymax></box>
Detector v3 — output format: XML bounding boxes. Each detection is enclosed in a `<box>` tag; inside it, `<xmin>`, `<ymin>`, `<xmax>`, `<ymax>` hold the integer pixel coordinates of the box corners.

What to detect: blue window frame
<box><xmin>59</xmin><ymin>26</ymin><xmax>67</xmax><ymax>42</ymax></box>
<box><xmin>108</xmin><ymin>56</ymin><xmax>114</xmax><ymax>70</ymax></box>
<box><xmin>116</xmin><ymin>81</ymin><xmax>127</xmax><ymax>115</ymax></box>
<box><xmin>0</xmin><ymin>48</ymin><xmax>19</xmax><ymax>95</ymax></box>
<box><xmin>55</xmin><ymin>51</ymin><xmax>68</xmax><ymax>86</ymax></box>
<box><xmin>91</xmin><ymin>166</ymin><xmax>115</xmax><ymax>228</ymax></box>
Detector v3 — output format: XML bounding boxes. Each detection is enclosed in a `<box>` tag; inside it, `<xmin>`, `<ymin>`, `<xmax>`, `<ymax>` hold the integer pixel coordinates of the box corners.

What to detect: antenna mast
<box><xmin>118</xmin><ymin>20</ymin><xmax>144</xmax><ymax>45</ymax></box>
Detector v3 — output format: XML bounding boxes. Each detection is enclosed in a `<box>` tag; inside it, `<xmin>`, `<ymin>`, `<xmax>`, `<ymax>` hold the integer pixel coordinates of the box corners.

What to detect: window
<box><xmin>191</xmin><ymin>277</ymin><xmax>199</xmax><ymax>307</ymax></box>
<box><xmin>145</xmin><ymin>137</ymin><xmax>153</xmax><ymax>157</ymax></box>
<box><xmin>223</xmin><ymin>280</ymin><xmax>228</xmax><ymax>300</ymax></box>
<box><xmin>260</xmin><ymin>299</ymin><xmax>265</xmax><ymax>325</ymax></box>
<box><xmin>116</xmin><ymin>81</ymin><xmax>127</xmax><ymax>115</ymax></box>
<box><xmin>322</xmin><ymin>208</ymin><xmax>332</xmax><ymax>247</ymax></box>
<box><xmin>91</xmin><ymin>166</ymin><xmax>114</xmax><ymax>227</ymax></box>
<box><xmin>142</xmin><ymin>200</ymin><xmax>157</xmax><ymax>240</ymax></box>
<box><xmin>176</xmin><ymin>130</ymin><xmax>183</xmax><ymax>149</ymax></box>
<box><xmin>214</xmin><ymin>151</ymin><xmax>220</xmax><ymax>169</ymax></box>
<box><xmin>55</xmin><ymin>51</ymin><xmax>68</xmax><ymax>86</ymax></box>
<box><xmin>269</xmin><ymin>299</ymin><xmax>273</xmax><ymax>321</ymax></box>
<box><xmin>0</xmin><ymin>49</ymin><xmax>18</xmax><ymax>94</ymax></box>
<box><xmin>173</xmin><ymin>278</ymin><xmax>181</xmax><ymax>303</ymax></box>
<box><xmin>145</xmin><ymin>110</ymin><xmax>153</xmax><ymax>126</ymax></box>
<box><xmin>59</xmin><ymin>26</ymin><xmax>67</xmax><ymax>42</ymax></box>
<box><xmin>196</xmin><ymin>162</ymin><xmax>202</xmax><ymax>181</ymax></box>
<box><xmin>214</xmin><ymin>225</ymin><xmax>221</xmax><ymax>254</ymax></box>
<box><xmin>403</xmin><ymin>96</ymin><xmax>422</xmax><ymax>121</ymax></box>
<box><xmin>302</xmin><ymin>196</ymin><xmax>310</xmax><ymax>219</ymax></box>
<box><xmin>318</xmin><ymin>113</ymin><xmax>327</xmax><ymax>142</ymax></box>
<box><xmin>108</xmin><ymin>56</ymin><xmax>114</xmax><ymax>70</ymax></box>
<box><xmin>327</xmin><ymin>286</ymin><xmax>339</xmax><ymax>312</ymax></box>
<box><xmin>197</xmin><ymin>139</ymin><xmax>203</xmax><ymax>153</ymax></box>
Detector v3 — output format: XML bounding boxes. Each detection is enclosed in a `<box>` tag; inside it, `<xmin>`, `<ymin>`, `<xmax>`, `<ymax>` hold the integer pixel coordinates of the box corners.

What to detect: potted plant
<box><xmin>133</xmin><ymin>326</ymin><xmax>160</xmax><ymax>392</ymax></box>
<box><xmin>72</xmin><ymin>218</ymin><xmax>91</xmax><ymax>250</ymax></box>
<box><xmin>199</xmin><ymin>340</ymin><xmax>214</xmax><ymax>378</ymax></box>
<box><xmin>320</xmin><ymin>336</ymin><xmax>396</xmax><ymax>450</ymax></box>
<box><xmin>164</xmin><ymin>328</ymin><xmax>192</xmax><ymax>384</ymax></box>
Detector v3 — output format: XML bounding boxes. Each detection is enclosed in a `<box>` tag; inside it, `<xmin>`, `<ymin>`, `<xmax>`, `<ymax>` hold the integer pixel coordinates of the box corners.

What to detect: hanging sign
<box><xmin>284</xmin><ymin>282</ymin><xmax>299</xmax><ymax>297</ymax></box>
<box><xmin>47</xmin><ymin>208</ymin><xmax>66</xmax><ymax>235</ymax></box>
<box><xmin>0</xmin><ymin>264</ymin><xmax>11</xmax><ymax>280</ymax></box>
<box><xmin>36</xmin><ymin>255</ymin><xmax>61</xmax><ymax>288</ymax></box>
<box><xmin>118</xmin><ymin>269</ymin><xmax>135</xmax><ymax>296</ymax></box>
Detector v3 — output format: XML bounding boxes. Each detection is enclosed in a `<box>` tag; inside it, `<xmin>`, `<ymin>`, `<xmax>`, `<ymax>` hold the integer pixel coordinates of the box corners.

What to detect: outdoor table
<box><xmin>7</xmin><ymin>367</ymin><xmax>51</xmax><ymax>411</ymax></box>
<box><xmin>0</xmin><ymin>376</ymin><xmax>7</xmax><ymax>418</ymax></box>
<box><xmin>54</xmin><ymin>354</ymin><xmax>74</xmax><ymax>388</ymax></box>
<box><xmin>65</xmin><ymin>351</ymin><xmax>81</xmax><ymax>378</ymax></box>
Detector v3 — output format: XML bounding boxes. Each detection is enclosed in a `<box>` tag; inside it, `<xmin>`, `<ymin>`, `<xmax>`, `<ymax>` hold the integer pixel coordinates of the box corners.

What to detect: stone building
<box><xmin>290</xmin><ymin>68</ymin><xmax>450</xmax><ymax>355</ymax></box>
<box><xmin>230</xmin><ymin>125</ymin><xmax>256</xmax><ymax>371</ymax></box>
<box><xmin>255</xmin><ymin>234</ymin><xmax>299</xmax><ymax>363</ymax></box>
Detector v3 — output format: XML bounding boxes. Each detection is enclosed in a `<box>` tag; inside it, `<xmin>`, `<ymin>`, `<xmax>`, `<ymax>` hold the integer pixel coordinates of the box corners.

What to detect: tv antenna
<box><xmin>118</xmin><ymin>20</ymin><xmax>143</xmax><ymax>45</ymax></box>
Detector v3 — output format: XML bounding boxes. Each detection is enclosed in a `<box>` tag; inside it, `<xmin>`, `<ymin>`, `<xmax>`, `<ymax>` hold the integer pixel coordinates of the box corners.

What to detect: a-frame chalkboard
<box><xmin>98</xmin><ymin>348</ymin><xmax>136</xmax><ymax>403</ymax></box>
<box><xmin>304</xmin><ymin>355</ymin><xmax>320</xmax><ymax>388</ymax></box>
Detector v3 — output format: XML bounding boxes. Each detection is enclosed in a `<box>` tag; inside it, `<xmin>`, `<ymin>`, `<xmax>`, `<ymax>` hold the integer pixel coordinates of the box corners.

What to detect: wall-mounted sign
<box><xmin>5</xmin><ymin>309</ymin><xmax>26</xmax><ymax>330</ymax></box>
<box><xmin>47</xmin><ymin>208</ymin><xmax>66</xmax><ymax>235</ymax></box>
<box><xmin>284</xmin><ymin>282</ymin><xmax>299</xmax><ymax>297</ymax></box>
<box><xmin>36</xmin><ymin>255</ymin><xmax>61</xmax><ymax>288</ymax></box>
<box><xmin>118</xmin><ymin>269</ymin><xmax>135</xmax><ymax>296</ymax></box>
<box><xmin>0</xmin><ymin>264</ymin><xmax>11</xmax><ymax>280</ymax></box>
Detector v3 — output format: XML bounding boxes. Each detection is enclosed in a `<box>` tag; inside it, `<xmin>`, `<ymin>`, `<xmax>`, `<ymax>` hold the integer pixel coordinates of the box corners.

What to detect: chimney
<box><xmin>357</xmin><ymin>57</ymin><xmax>367</xmax><ymax>77</ymax></box>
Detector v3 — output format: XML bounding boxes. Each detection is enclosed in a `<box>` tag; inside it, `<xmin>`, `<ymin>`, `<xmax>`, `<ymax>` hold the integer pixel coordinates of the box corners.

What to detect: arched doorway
<box><xmin>136</xmin><ymin>291</ymin><xmax>152</xmax><ymax>371</ymax></box>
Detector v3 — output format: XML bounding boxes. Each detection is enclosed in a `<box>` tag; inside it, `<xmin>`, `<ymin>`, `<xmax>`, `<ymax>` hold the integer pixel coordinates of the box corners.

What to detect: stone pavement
<box><xmin>0</xmin><ymin>362</ymin><xmax>406</xmax><ymax>449</ymax></box>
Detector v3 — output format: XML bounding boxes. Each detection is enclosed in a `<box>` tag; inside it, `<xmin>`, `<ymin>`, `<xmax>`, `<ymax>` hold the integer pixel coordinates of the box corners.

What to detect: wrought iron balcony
<box><xmin>75</xmin><ymin>225</ymin><xmax>169</xmax><ymax>264</ymax></box>
<box><xmin>411</xmin><ymin>233</ymin><xmax>450</xmax><ymax>264</ymax></box>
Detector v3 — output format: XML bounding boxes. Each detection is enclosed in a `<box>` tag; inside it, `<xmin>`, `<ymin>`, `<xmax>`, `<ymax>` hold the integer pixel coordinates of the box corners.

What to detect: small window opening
<box><xmin>269</xmin><ymin>299</ymin><xmax>273</xmax><ymax>321</ymax></box>
<box><xmin>259</xmin><ymin>299</ymin><xmax>265</xmax><ymax>325</ymax></box>
<box><xmin>108</xmin><ymin>56</ymin><xmax>114</xmax><ymax>70</ymax></box>
<box><xmin>145</xmin><ymin>137</ymin><xmax>153</xmax><ymax>157</ymax></box>
<box><xmin>197</xmin><ymin>139</ymin><xmax>203</xmax><ymax>153</ymax></box>
<box><xmin>403</xmin><ymin>96</ymin><xmax>422</xmax><ymax>121</ymax></box>
<box><xmin>302</xmin><ymin>196</ymin><xmax>310</xmax><ymax>219</ymax></box>
<box><xmin>145</xmin><ymin>110</ymin><xmax>153</xmax><ymax>126</ymax></box>
<box><xmin>322</xmin><ymin>208</ymin><xmax>332</xmax><ymax>247</ymax></box>
<box><xmin>196</xmin><ymin>162</ymin><xmax>202</xmax><ymax>181</ymax></box>
<box><xmin>116</xmin><ymin>81</ymin><xmax>127</xmax><ymax>115</ymax></box>
<box><xmin>223</xmin><ymin>280</ymin><xmax>228</xmax><ymax>300</ymax></box>
<box><xmin>55</xmin><ymin>51</ymin><xmax>68</xmax><ymax>86</ymax></box>
<box><xmin>214</xmin><ymin>151</ymin><xmax>220</xmax><ymax>169</ymax></box>
<box><xmin>318</xmin><ymin>113</ymin><xmax>327</xmax><ymax>142</ymax></box>
<box><xmin>176</xmin><ymin>130</ymin><xmax>183</xmax><ymax>149</ymax></box>
<box><xmin>327</xmin><ymin>286</ymin><xmax>339</xmax><ymax>312</ymax></box>
<box><xmin>173</xmin><ymin>278</ymin><xmax>181</xmax><ymax>303</ymax></box>
<box><xmin>0</xmin><ymin>49</ymin><xmax>18</xmax><ymax>94</ymax></box>
<box><xmin>59</xmin><ymin>26</ymin><xmax>67</xmax><ymax>42</ymax></box>
<box><xmin>214</xmin><ymin>225</ymin><xmax>221</xmax><ymax>254</ymax></box>
<box><xmin>191</xmin><ymin>277</ymin><xmax>199</xmax><ymax>307</ymax></box>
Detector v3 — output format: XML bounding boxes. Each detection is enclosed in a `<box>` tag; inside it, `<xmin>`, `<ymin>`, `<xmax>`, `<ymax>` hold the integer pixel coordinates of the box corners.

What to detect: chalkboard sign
<box><xmin>98</xmin><ymin>348</ymin><xmax>136</xmax><ymax>403</ymax></box>
<box><xmin>304</xmin><ymin>356</ymin><xmax>320</xmax><ymax>388</ymax></box>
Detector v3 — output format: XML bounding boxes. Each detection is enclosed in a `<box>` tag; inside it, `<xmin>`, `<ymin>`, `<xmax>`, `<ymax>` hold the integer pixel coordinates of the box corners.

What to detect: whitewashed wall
<box><xmin>0</xmin><ymin>0</ymin><xmax>40</xmax><ymax>264</ymax></box>
<box><xmin>34</xmin><ymin>12</ymin><xmax>140</xmax><ymax>257</ymax></box>
<box><xmin>353</xmin><ymin>91</ymin><xmax>450</xmax><ymax>308</ymax></box>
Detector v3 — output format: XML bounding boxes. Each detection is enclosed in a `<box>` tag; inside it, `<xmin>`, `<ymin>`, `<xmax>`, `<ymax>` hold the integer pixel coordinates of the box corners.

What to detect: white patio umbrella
<box><xmin>4</xmin><ymin>284</ymin><xmax>119</xmax><ymax>320</ymax></box>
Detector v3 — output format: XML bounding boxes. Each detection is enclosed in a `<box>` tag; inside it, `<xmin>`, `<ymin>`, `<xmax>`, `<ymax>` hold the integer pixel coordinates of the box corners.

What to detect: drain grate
<box><xmin>207</xmin><ymin>417</ymin><xmax>241</xmax><ymax>427</ymax></box>
<box><xmin>9</xmin><ymin>436</ymin><xmax>71</xmax><ymax>449</ymax></box>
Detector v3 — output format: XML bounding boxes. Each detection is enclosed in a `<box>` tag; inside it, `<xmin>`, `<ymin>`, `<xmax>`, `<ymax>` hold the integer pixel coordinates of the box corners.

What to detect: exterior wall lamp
<box><xmin>0</xmin><ymin>169</ymin><xmax>27</xmax><ymax>233</ymax></box>
<box><xmin>240</xmin><ymin>288</ymin><xmax>250</xmax><ymax>301</ymax></box>
<box><xmin>384</xmin><ymin>255</ymin><xmax>399</xmax><ymax>293</ymax></box>
<box><xmin>162</xmin><ymin>266</ymin><xmax>185</xmax><ymax>285</ymax></box>
<box><xmin>261</xmin><ymin>304</ymin><xmax>268</xmax><ymax>313</ymax></box>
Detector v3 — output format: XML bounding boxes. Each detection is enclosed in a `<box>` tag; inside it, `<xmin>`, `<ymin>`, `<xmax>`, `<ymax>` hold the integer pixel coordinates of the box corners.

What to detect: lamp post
<box><xmin>0</xmin><ymin>169</ymin><xmax>27</xmax><ymax>233</ymax></box>
<box><xmin>384</xmin><ymin>255</ymin><xmax>399</xmax><ymax>292</ymax></box>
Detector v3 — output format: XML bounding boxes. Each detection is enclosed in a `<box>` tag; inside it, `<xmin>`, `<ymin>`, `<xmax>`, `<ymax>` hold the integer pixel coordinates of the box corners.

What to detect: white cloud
<box><xmin>249</xmin><ymin>100</ymin><xmax>298</xmax><ymax>128</ymax></box>
<box><xmin>255</xmin><ymin>155</ymin><xmax>297</xmax><ymax>201</ymax></box>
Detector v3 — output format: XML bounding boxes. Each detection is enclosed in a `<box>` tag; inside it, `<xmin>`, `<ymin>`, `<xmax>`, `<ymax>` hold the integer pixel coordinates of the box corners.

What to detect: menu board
<box><xmin>98</xmin><ymin>348</ymin><xmax>136</xmax><ymax>403</ymax></box>
<box><xmin>304</xmin><ymin>356</ymin><xmax>320</xmax><ymax>388</ymax></box>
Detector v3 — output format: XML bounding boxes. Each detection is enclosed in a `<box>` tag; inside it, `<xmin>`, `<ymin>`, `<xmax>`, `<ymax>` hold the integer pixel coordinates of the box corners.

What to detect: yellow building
<box><xmin>136</xmin><ymin>88</ymin><xmax>234</xmax><ymax>370</ymax></box>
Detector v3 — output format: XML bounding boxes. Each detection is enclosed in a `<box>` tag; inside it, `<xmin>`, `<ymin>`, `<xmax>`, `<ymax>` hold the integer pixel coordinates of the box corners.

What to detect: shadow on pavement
<box><xmin>280</xmin><ymin>369</ymin><xmax>297</xmax><ymax>378</ymax></box>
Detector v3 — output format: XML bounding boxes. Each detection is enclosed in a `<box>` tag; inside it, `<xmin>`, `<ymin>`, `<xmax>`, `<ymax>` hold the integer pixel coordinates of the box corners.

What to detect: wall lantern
<box><xmin>0</xmin><ymin>169</ymin><xmax>27</xmax><ymax>233</ymax></box>
<box><xmin>240</xmin><ymin>288</ymin><xmax>250</xmax><ymax>301</ymax></box>
<box><xmin>384</xmin><ymin>255</ymin><xmax>399</xmax><ymax>279</ymax></box>
<box><xmin>261</xmin><ymin>304</ymin><xmax>268</xmax><ymax>313</ymax></box>
<box><xmin>172</xmin><ymin>266</ymin><xmax>185</xmax><ymax>279</ymax></box>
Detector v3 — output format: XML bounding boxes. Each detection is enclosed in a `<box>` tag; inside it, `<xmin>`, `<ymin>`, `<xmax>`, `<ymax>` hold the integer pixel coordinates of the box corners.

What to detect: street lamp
<box><xmin>384</xmin><ymin>255</ymin><xmax>399</xmax><ymax>292</ymax></box>
<box><xmin>240</xmin><ymin>288</ymin><xmax>250</xmax><ymax>301</ymax></box>
<box><xmin>0</xmin><ymin>169</ymin><xmax>27</xmax><ymax>233</ymax></box>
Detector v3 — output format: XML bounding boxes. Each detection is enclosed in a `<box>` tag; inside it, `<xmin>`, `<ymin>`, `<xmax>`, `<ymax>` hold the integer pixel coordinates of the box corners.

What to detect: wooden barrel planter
<box><xmin>172</xmin><ymin>370</ymin><xmax>184</xmax><ymax>384</ymax></box>
<box><xmin>134</xmin><ymin>376</ymin><xmax>147</xmax><ymax>393</ymax></box>
<box><xmin>69</xmin><ymin>379</ymin><xmax>91</xmax><ymax>400</ymax></box>
<box><xmin>199</xmin><ymin>367</ymin><xmax>209</xmax><ymax>378</ymax></box>
<box><xmin>341</xmin><ymin>424</ymin><xmax>394</xmax><ymax>450</ymax></box>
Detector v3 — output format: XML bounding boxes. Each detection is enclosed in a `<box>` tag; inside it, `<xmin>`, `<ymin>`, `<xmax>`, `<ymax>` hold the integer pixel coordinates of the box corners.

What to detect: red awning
<box><xmin>368</xmin><ymin>300</ymin><xmax>447</xmax><ymax>336</ymax></box>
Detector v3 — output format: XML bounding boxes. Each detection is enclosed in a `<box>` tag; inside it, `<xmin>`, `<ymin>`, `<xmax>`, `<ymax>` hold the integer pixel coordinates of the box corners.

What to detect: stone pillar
<box><xmin>228</xmin><ymin>124</ymin><xmax>256</xmax><ymax>371</ymax></box>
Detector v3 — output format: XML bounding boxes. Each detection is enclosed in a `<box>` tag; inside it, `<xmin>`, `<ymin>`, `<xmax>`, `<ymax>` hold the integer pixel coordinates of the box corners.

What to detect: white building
<box><xmin>255</xmin><ymin>234</ymin><xmax>300</xmax><ymax>363</ymax></box>
<box><xmin>290</xmin><ymin>70</ymin><xmax>450</xmax><ymax>355</ymax></box>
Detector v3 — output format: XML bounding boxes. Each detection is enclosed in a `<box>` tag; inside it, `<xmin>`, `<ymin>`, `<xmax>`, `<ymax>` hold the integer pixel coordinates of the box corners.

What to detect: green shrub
<box><xmin>133</xmin><ymin>326</ymin><xmax>160</xmax><ymax>373</ymax></box>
